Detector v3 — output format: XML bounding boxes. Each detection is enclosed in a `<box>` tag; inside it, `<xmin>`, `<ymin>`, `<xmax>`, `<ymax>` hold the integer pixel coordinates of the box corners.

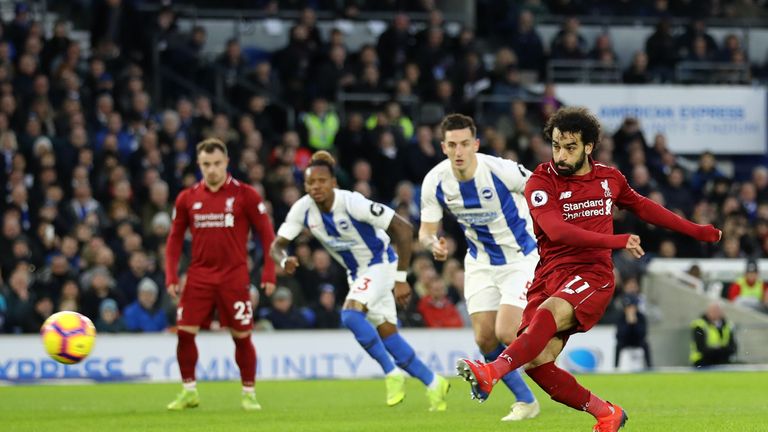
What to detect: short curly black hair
<box><xmin>543</xmin><ymin>106</ymin><xmax>601</xmax><ymax>148</ymax></box>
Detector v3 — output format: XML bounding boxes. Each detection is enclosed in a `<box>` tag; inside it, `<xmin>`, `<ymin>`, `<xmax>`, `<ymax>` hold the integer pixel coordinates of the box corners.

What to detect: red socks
<box><xmin>490</xmin><ymin>308</ymin><xmax>558</xmax><ymax>377</ymax></box>
<box><xmin>177</xmin><ymin>329</ymin><xmax>198</xmax><ymax>383</ymax></box>
<box><xmin>526</xmin><ymin>362</ymin><xmax>613</xmax><ymax>418</ymax></box>
<box><xmin>234</xmin><ymin>335</ymin><xmax>257</xmax><ymax>387</ymax></box>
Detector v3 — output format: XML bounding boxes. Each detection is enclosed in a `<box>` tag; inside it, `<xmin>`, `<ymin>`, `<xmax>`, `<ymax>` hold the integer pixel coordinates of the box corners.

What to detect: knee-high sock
<box><xmin>177</xmin><ymin>329</ymin><xmax>198</xmax><ymax>383</ymax></box>
<box><xmin>382</xmin><ymin>333</ymin><xmax>435</xmax><ymax>386</ymax></box>
<box><xmin>483</xmin><ymin>344</ymin><xmax>535</xmax><ymax>403</ymax></box>
<box><xmin>341</xmin><ymin>310</ymin><xmax>395</xmax><ymax>374</ymax></box>
<box><xmin>490</xmin><ymin>309</ymin><xmax>558</xmax><ymax>378</ymax></box>
<box><xmin>233</xmin><ymin>335</ymin><xmax>256</xmax><ymax>388</ymax></box>
<box><xmin>526</xmin><ymin>361</ymin><xmax>612</xmax><ymax>418</ymax></box>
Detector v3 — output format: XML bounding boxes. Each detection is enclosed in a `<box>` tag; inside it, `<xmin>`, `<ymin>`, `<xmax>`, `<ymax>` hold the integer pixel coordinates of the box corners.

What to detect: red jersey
<box><xmin>165</xmin><ymin>175</ymin><xmax>276</xmax><ymax>287</ymax></box>
<box><xmin>525</xmin><ymin>159</ymin><xmax>719</xmax><ymax>279</ymax></box>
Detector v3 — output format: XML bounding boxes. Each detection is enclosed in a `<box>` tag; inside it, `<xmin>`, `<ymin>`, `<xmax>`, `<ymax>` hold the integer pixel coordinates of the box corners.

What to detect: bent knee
<box><xmin>524</xmin><ymin>352</ymin><xmax>557</xmax><ymax>370</ymax></box>
<box><xmin>495</xmin><ymin>328</ymin><xmax>518</xmax><ymax>346</ymax></box>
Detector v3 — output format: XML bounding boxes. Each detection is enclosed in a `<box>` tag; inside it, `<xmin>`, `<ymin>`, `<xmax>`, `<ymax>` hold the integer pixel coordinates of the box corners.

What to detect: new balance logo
<box><xmin>559</xmin><ymin>191</ymin><xmax>572</xmax><ymax>199</ymax></box>
<box><xmin>192</xmin><ymin>202</ymin><xmax>203</xmax><ymax>210</ymax></box>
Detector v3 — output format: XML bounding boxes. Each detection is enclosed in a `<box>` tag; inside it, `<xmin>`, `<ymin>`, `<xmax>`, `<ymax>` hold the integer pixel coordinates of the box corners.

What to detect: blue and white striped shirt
<box><xmin>420</xmin><ymin>154</ymin><xmax>537</xmax><ymax>265</ymax></box>
<box><xmin>277</xmin><ymin>189</ymin><xmax>397</xmax><ymax>281</ymax></box>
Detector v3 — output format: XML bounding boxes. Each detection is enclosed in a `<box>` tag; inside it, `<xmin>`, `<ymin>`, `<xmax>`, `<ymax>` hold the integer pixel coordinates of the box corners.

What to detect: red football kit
<box><xmin>166</xmin><ymin>175</ymin><xmax>276</xmax><ymax>331</ymax></box>
<box><xmin>521</xmin><ymin>159</ymin><xmax>719</xmax><ymax>333</ymax></box>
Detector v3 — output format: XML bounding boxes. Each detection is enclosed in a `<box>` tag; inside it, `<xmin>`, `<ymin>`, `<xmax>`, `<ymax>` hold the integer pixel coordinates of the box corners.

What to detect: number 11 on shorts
<box><xmin>562</xmin><ymin>275</ymin><xmax>590</xmax><ymax>294</ymax></box>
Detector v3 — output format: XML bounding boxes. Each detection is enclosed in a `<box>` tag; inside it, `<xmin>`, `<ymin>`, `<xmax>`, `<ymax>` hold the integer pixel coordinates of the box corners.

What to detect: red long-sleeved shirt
<box><xmin>525</xmin><ymin>160</ymin><xmax>720</xmax><ymax>279</ymax></box>
<box><xmin>165</xmin><ymin>175</ymin><xmax>276</xmax><ymax>287</ymax></box>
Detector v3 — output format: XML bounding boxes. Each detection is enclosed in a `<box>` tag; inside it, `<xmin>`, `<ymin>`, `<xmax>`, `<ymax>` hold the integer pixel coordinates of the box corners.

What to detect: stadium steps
<box><xmin>644</xmin><ymin>271</ymin><xmax>768</xmax><ymax>366</ymax></box>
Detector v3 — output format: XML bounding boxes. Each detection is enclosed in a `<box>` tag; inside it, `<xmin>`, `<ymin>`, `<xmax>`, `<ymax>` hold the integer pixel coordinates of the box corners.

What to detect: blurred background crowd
<box><xmin>0</xmin><ymin>0</ymin><xmax>766</xmax><ymax>335</ymax></box>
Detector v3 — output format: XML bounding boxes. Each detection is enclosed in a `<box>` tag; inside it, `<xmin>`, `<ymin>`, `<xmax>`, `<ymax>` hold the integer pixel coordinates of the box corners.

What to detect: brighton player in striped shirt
<box><xmin>270</xmin><ymin>151</ymin><xmax>450</xmax><ymax>411</ymax></box>
<box><xmin>419</xmin><ymin>113</ymin><xmax>540</xmax><ymax>421</ymax></box>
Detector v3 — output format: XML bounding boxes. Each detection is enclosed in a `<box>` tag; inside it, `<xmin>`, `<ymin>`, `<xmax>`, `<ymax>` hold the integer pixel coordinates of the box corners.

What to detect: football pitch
<box><xmin>2</xmin><ymin>372</ymin><xmax>767</xmax><ymax>431</ymax></box>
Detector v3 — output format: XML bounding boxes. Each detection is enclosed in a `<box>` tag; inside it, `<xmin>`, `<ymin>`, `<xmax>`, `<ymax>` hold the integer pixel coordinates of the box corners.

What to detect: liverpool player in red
<box><xmin>165</xmin><ymin>138</ymin><xmax>276</xmax><ymax>411</ymax></box>
<box><xmin>456</xmin><ymin>107</ymin><xmax>721</xmax><ymax>431</ymax></box>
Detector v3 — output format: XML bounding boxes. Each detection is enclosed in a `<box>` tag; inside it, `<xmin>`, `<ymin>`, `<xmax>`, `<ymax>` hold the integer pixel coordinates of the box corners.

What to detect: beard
<box><xmin>555</xmin><ymin>150</ymin><xmax>587</xmax><ymax>176</ymax></box>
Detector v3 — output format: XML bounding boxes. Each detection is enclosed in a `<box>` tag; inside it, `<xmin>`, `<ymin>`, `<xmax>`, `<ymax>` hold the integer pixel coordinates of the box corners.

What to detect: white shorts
<box><xmin>346</xmin><ymin>262</ymin><xmax>397</xmax><ymax>327</ymax></box>
<box><xmin>464</xmin><ymin>252</ymin><xmax>538</xmax><ymax>315</ymax></box>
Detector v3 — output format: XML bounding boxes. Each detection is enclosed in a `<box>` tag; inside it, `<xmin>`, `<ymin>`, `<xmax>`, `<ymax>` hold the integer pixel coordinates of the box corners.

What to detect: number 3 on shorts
<box><xmin>562</xmin><ymin>275</ymin><xmax>590</xmax><ymax>294</ymax></box>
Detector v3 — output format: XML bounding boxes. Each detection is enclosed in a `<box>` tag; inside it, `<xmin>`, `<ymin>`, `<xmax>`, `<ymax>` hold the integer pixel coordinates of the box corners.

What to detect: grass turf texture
<box><xmin>2</xmin><ymin>372</ymin><xmax>766</xmax><ymax>431</ymax></box>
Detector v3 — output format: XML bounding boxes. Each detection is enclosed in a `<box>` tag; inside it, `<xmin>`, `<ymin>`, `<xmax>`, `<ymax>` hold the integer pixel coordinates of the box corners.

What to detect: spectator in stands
<box><xmin>376</xmin><ymin>13</ymin><xmax>414</xmax><ymax>81</ymax></box>
<box><xmin>310</xmin><ymin>283</ymin><xmax>341</xmax><ymax>329</ymax></box>
<box><xmin>300</xmin><ymin>97</ymin><xmax>339</xmax><ymax>151</ymax></box>
<box><xmin>662</xmin><ymin>166</ymin><xmax>695</xmax><ymax>216</ymax></box>
<box><xmin>123</xmin><ymin>277</ymin><xmax>167</xmax><ymax>332</ymax></box>
<box><xmin>95</xmin><ymin>298</ymin><xmax>125</xmax><ymax>333</ymax></box>
<box><xmin>405</xmin><ymin>125</ymin><xmax>442</xmax><ymax>183</ymax></box>
<box><xmin>676</xmin><ymin>19</ymin><xmax>718</xmax><ymax>60</ymax></box>
<box><xmin>727</xmin><ymin>258</ymin><xmax>767</xmax><ymax>311</ymax></box>
<box><xmin>4</xmin><ymin>265</ymin><xmax>35</xmax><ymax>333</ymax></box>
<box><xmin>79</xmin><ymin>266</ymin><xmax>124</xmax><ymax>321</ymax></box>
<box><xmin>551</xmin><ymin>16</ymin><xmax>588</xmax><ymax>54</ymax></box>
<box><xmin>614</xmin><ymin>277</ymin><xmax>652</xmax><ymax>369</ymax></box>
<box><xmin>511</xmin><ymin>10</ymin><xmax>545</xmax><ymax>75</ymax></box>
<box><xmin>752</xmin><ymin>166</ymin><xmax>768</xmax><ymax>202</ymax></box>
<box><xmin>57</xmin><ymin>279</ymin><xmax>80</xmax><ymax>312</ymax></box>
<box><xmin>690</xmin><ymin>301</ymin><xmax>737</xmax><ymax>367</ymax></box>
<box><xmin>417</xmin><ymin>272</ymin><xmax>463</xmax><ymax>328</ymax></box>
<box><xmin>645</xmin><ymin>19</ymin><xmax>678</xmax><ymax>81</ymax></box>
<box><xmin>265</xmin><ymin>286</ymin><xmax>308</xmax><ymax>329</ymax></box>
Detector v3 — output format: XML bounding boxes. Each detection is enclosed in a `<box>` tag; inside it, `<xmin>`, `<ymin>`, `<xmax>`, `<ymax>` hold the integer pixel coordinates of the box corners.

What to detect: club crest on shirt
<box><xmin>225</xmin><ymin>197</ymin><xmax>235</xmax><ymax>212</ymax></box>
<box><xmin>338</xmin><ymin>219</ymin><xmax>350</xmax><ymax>230</ymax></box>
<box><xmin>531</xmin><ymin>190</ymin><xmax>548</xmax><ymax>207</ymax></box>
<box><xmin>370</xmin><ymin>203</ymin><xmax>384</xmax><ymax>216</ymax></box>
<box><xmin>480</xmin><ymin>187</ymin><xmax>494</xmax><ymax>201</ymax></box>
<box><xmin>601</xmin><ymin>180</ymin><xmax>612</xmax><ymax>197</ymax></box>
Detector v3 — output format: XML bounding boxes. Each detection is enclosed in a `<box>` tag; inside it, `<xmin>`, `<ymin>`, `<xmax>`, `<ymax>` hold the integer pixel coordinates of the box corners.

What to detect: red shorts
<box><xmin>520</xmin><ymin>266</ymin><xmax>615</xmax><ymax>336</ymax></box>
<box><xmin>177</xmin><ymin>279</ymin><xmax>254</xmax><ymax>331</ymax></box>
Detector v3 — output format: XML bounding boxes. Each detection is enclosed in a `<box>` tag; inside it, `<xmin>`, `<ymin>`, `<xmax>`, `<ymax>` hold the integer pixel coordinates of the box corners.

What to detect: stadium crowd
<box><xmin>1</xmin><ymin>0</ymin><xmax>767</xmax><ymax>334</ymax></box>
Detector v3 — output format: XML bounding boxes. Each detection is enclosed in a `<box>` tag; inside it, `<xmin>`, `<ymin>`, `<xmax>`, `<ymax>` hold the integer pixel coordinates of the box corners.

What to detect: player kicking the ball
<box><xmin>456</xmin><ymin>107</ymin><xmax>721</xmax><ymax>431</ymax></box>
<box><xmin>271</xmin><ymin>151</ymin><xmax>450</xmax><ymax>411</ymax></box>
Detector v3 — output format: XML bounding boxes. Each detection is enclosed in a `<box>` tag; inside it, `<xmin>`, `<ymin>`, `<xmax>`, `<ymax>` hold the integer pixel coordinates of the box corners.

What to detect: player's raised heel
<box><xmin>455</xmin><ymin>359</ymin><xmax>493</xmax><ymax>402</ymax></box>
<box><xmin>385</xmin><ymin>372</ymin><xmax>406</xmax><ymax>406</ymax></box>
<box><xmin>167</xmin><ymin>388</ymin><xmax>200</xmax><ymax>411</ymax></box>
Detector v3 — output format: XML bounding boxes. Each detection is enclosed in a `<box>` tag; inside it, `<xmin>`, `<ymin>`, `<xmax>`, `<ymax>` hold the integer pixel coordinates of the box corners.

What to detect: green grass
<box><xmin>2</xmin><ymin>372</ymin><xmax>767</xmax><ymax>431</ymax></box>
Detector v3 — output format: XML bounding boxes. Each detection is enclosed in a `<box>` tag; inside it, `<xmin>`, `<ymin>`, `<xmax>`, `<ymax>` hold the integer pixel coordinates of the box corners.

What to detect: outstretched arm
<box><xmin>626</xmin><ymin>196</ymin><xmax>721</xmax><ymax>242</ymax></box>
<box><xmin>388</xmin><ymin>213</ymin><xmax>414</xmax><ymax>307</ymax></box>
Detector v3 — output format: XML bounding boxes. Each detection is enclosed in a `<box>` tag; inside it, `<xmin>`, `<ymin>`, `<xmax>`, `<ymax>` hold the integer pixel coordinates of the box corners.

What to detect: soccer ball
<box><xmin>40</xmin><ymin>311</ymin><xmax>97</xmax><ymax>364</ymax></box>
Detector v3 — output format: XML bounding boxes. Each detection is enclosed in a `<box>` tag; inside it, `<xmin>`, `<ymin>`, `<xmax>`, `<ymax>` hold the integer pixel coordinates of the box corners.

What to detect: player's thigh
<box><xmin>215</xmin><ymin>280</ymin><xmax>254</xmax><ymax>332</ymax></box>
<box><xmin>346</xmin><ymin>264</ymin><xmax>397</xmax><ymax>327</ymax></box>
<box><xmin>177</xmin><ymin>281</ymin><xmax>217</xmax><ymax>327</ymax></box>
<box><xmin>464</xmin><ymin>258</ymin><xmax>501</xmax><ymax>315</ymax></box>
<box><xmin>550</xmin><ymin>269</ymin><xmax>614</xmax><ymax>333</ymax></box>
<box><xmin>493</xmin><ymin>254</ymin><xmax>537</xmax><ymax>310</ymax></box>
